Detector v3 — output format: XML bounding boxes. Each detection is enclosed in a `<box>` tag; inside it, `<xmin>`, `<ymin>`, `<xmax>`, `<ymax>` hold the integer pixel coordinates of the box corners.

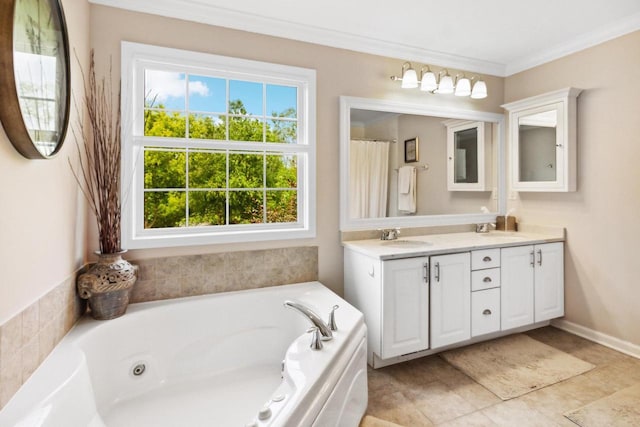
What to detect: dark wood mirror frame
<box><xmin>0</xmin><ymin>0</ymin><xmax>71</xmax><ymax>159</ymax></box>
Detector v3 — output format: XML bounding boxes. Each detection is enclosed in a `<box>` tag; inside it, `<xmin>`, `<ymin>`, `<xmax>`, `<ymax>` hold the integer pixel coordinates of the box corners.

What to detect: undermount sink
<box><xmin>381</xmin><ymin>239</ymin><xmax>433</xmax><ymax>247</ymax></box>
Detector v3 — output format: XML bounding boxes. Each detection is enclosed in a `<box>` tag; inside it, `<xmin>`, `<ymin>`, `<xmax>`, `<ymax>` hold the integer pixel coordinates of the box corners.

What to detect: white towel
<box><xmin>398</xmin><ymin>166</ymin><xmax>417</xmax><ymax>214</ymax></box>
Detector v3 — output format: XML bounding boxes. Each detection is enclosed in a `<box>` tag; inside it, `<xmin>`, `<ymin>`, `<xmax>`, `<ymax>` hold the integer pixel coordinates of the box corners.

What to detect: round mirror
<box><xmin>0</xmin><ymin>0</ymin><xmax>70</xmax><ymax>159</ymax></box>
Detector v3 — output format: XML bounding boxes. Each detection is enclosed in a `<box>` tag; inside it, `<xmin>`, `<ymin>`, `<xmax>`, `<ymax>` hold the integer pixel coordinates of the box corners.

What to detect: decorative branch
<box><xmin>69</xmin><ymin>50</ymin><xmax>122</xmax><ymax>254</ymax></box>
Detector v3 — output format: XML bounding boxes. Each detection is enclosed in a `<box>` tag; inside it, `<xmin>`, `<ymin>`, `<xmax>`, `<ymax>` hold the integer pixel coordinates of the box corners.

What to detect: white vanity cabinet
<box><xmin>381</xmin><ymin>257</ymin><xmax>430</xmax><ymax>358</ymax></box>
<box><xmin>343</xmin><ymin>232</ymin><xmax>565</xmax><ymax>368</ymax></box>
<box><xmin>470</xmin><ymin>249</ymin><xmax>501</xmax><ymax>338</ymax></box>
<box><xmin>344</xmin><ymin>250</ymin><xmax>429</xmax><ymax>362</ymax></box>
<box><xmin>430</xmin><ymin>252</ymin><xmax>471</xmax><ymax>349</ymax></box>
<box><xmin>501</xmin><ymin>242</ymin><xmax>564</xmax><ymax>330</ymax></box>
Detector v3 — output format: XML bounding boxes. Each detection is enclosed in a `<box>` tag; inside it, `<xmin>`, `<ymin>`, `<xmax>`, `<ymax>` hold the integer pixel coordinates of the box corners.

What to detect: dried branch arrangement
<box><xmin>70</xmin><ymin>50</ymin><xmax>122</xmax><ymax>254</ymax></box>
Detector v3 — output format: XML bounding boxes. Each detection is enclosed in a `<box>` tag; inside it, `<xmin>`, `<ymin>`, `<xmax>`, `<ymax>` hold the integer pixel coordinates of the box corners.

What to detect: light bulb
<box><xmin>437</xmin><ymin>74</ymin><xmax>454</xmax><ymax>94</ymax></box>
<box><xmin>420</xmin><ymin>70</ymin><xmax>438</xmax><ymax>92</ymax></box>
<box><xmin>471</xmin><ymin>80</ymin><xmax>488</xmax><ymax>99</ymax></box>
<box><xmin>454</xmin><ymin>77</ymin><xmax>471</xmax><ymax>97</ymax></box>
<box><xmin>401</xmin><ymin>67</ymin><xmax>418</xmax><ymax>89</ymax></box>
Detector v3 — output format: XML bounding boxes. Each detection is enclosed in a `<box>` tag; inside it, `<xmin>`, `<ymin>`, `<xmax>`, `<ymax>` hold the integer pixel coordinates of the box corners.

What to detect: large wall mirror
<box><xmin>0</xmin><ymin>0</ymin><xmax>71</xmax><ymax>159</ymax></box>
<box><xmin>340</xmin><ymin>96</ymin><xmax>505</xmax><ymax>231</ymax></box>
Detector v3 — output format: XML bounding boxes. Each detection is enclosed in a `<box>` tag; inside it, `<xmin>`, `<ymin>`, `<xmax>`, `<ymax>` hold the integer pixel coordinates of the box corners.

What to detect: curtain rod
<box><xmin>351</xmin><ymin>138</ymin><xmax>397</xmax><ymax>143</ymax></box>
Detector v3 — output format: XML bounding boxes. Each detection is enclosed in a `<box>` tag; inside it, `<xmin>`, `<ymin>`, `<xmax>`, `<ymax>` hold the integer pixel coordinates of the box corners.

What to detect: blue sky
<box><xmin>145</xmin><ymin>70</ymin><xmax>297</xmax><ymax>117</ymax></box>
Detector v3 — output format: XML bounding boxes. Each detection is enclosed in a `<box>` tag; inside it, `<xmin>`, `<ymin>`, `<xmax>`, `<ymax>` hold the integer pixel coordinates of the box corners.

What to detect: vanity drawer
<box><xmin>471</xmin><ymin>268</ymin><xmax>500</xmax><ymax>291</ymax></box>
<box><xmin>472</xmin><ymin>288</ymin><xmax>501</xmax><ymax>337</ymax></box>
<box><xmin>471</xmin><ymin>248</ymin><xmax>500</xmax><ymax>270</ymax></box>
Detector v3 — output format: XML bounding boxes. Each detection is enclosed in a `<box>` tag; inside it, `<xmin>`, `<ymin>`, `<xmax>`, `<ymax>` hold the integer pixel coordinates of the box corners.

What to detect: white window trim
<box><xmin>121</xmin><ymin>41</ymin><xmax>316</xmax><ymax>249</ymax></box>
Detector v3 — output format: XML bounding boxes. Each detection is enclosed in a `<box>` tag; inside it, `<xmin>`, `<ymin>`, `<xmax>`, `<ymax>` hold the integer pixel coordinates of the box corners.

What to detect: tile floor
<box><xmin>361</xmin><ymin>327</ymin><xmax>640</xmax><ymax>426</ymax></box>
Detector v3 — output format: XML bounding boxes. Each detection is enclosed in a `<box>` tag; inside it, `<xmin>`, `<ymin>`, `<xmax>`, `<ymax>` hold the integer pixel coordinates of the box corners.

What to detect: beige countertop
<box><xmin>342</xmin><ymin>228</ymin><xmax>565</xmax><ymax>260</ymax></box>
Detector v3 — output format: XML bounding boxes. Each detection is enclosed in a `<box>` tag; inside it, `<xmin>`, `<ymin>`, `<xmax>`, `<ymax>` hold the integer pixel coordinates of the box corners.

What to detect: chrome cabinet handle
<box><xmin>537</xmin><ymin>249</ymin><xmax>542</xmax><ymax>266</ymax></box>
<box><xmin>483</xmin><ymin>256</ymin><xmax>492</xmax><ymax>262</ymax></box>
<box><xmin>482</xmin><ymin>309</ymin><xmax>492</xmax><ymax>315</ymax></box>
<box><xmin>435</xmin><ymin>262</ymin><xmax>440</xmax><ymax>282</ymax></box>
<box><xmin>483</xmin><ymin>277</ymin><xmax>492</xmax><ymax>283</ymax></box>
<box><xmin>423</xmin><ymin>262</ymin><xmax>429</xmax><ymax>283</ymax></box>
<box><xmin>530</xmin><ymin>251</ymin><xmax>535</xmax><ymax>267</ymax></box>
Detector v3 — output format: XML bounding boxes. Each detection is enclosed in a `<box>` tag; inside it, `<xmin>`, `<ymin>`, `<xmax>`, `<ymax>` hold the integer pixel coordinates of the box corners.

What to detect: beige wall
<box><xmin>0</xmin><ymin>0</ymin><xmax>89</xmax><ymax>325</ymax></box>
<box><xmin>89</xmin><ymin>5</ymin><xmax>505</xmax><ymax>296</ymax></box>
<box><xmin>505</xmin><ymin>31</ymin><xmax>640</xmax><ymax>345</ymax></box>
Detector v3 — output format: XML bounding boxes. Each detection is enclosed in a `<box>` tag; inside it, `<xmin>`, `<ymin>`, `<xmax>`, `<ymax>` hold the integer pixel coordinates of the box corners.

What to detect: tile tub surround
<box><xmin>0</xmin><ymin>246</ymin><xmax>317</xmax><ymax>411</ymax></box>
<box><xmin>129</xmin><ymin>246</ymin><xmax>319</xmax><ymax>303</ymax></box>
<box><xmin>0</xmin><ymin>273</ymin><xmax>86</xmax><ymax>409</ymax></box>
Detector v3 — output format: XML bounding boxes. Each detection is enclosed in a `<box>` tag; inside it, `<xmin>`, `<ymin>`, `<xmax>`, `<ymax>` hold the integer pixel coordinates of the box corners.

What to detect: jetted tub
<box><xmin>0</xmin><ymin>282</ymin><xmax>368</xmax><ymax>426</ymax></box>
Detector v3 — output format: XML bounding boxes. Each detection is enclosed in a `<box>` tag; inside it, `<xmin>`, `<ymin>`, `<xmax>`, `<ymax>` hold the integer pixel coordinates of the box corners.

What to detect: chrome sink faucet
<box><xmin>284</xmin><ymin>300</ymin><xmax>334</xmax><ymax>341</ymax></box>
<box><xmin>475</xmin><ymin>223</ymin><xmax>495</xmax><ymax>233</ymax></box>
<box><xmin>380</xmin><ymin>228</ymin><xmax>400</xmax><ymax>240</ymax></box>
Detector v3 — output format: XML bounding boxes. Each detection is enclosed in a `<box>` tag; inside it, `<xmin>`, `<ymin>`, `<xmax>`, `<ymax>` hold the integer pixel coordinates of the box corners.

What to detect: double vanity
<box><xmin>343</xmin><ymin>228</ymin><xmax>565</xmax><ymax>367</ymax></box>
<box><xmin>340</xmin><ymin>88</ymin><xmax>579</xmax><ymax>367</ymax></box>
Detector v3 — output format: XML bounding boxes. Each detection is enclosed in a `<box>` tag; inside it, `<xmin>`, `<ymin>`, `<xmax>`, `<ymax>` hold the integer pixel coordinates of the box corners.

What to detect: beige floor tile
<box><xmin>403</xmin><ymin>379</ymin><xmax>477</xmax><ymax>425</ymax></box>
<box><xmin>365</xmin><ymin>328</ymin><xmax>640</xmax><ymax>427</ymax></box>
<box><xmin>437</xmin><ymin>411</ymin><xmax>497</xmax><ymax>427</ymax></box>
<box><xmin>366</xmin><ymin>390</ymin><xmax>434</xmax><ymax>427</ymax></box>
<box><xmin>436</xmin><ymin>367</ymin><xmax>501</xmax><ymax>410</ymax></box>
<box><xmin>519</xmin><ymin>380</ymin><xmax>585</xmax><ymax>419</ymax></box>
<box><xmin>383</xmin><ymin>357</ymin><xmax>440</xmax><ymax>389</ymax></box>
<box><xmin>368</xmin><ymin>367</ymin><xmax>403</xmax><ymax>397</ymax></box>
<box><xmin>549</xmin><ymin>374</ymin><xmax>612</xmax><ymax>406</ymax></box>
<box><xmin>481</xmin><ymin>399</ymin><xmax>562</xmax><ymax>427</ymax></box>
<box><xmin>359</xmin><ymin>414</ymin><xmax>406</xmax><ymax>427</ymax></box>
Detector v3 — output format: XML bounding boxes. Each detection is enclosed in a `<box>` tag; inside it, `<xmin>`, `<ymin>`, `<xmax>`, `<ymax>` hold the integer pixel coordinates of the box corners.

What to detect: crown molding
<box><xmin>89</xmin><ymin>0</ymin><xmax>506</xmax><ymax>76</ymax></box>
<box><xmin>91</xmin><ymin>0</ymin><xmax>640</xmax><ymax>78</ymax></box>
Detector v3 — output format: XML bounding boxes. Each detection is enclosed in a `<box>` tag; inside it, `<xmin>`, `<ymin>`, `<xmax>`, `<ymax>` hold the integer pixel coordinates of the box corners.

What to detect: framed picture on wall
<box><xmin>404</xmin><ymin>137</ymin><xmax>419</xmax><ymax>162</ymax></box>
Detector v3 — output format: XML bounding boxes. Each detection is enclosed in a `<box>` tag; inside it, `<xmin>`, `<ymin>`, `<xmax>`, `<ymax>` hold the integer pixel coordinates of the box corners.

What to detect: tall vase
<box><xmin>77</xmin><ymin>251</ymin><xmax>138</xmax><ymax>320</ymax></box>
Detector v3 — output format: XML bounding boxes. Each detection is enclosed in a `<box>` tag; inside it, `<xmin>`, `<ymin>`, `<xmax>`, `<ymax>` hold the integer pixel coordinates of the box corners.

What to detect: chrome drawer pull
<box><xmin>483</xmin><ymin>277</ymin><xmax>492</xmax><ymax>283</ymax></box>
<box><xmin>483</xmin><ymin>256</ymin><xmax>492</xmax><ymax>262</ymax></box>
<box><xmin>482</xmin><ymin>309</ymin><xmax>492</xmax><ymax>315</ymax></box>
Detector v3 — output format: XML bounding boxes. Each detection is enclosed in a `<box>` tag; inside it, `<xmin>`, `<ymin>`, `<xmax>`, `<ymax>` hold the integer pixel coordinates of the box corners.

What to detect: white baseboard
<box><xmin>551</xmin><ymin>319</ymin><xmax>640</xmax><ymax>360</ymax></box>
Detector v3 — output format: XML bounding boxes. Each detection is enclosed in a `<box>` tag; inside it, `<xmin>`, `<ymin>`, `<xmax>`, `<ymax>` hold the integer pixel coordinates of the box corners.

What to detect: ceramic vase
<box><xmin>77</xmin><ymin>251</ymin><xmax>138</xmax><ymax>320</ymax></box>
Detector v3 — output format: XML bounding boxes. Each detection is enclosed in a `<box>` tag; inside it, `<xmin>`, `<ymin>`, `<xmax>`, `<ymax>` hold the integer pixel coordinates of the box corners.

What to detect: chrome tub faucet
<box><xmin>284</xmin><ymin>300</ymin><xmax>334</xmax><ymax>341</ymax></box>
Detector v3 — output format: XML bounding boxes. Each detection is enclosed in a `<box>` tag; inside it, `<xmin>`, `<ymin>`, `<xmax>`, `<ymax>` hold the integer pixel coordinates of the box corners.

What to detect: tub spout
<box><xmin>284</xmin><ymin>300</ymin><xmax>333</xmax><ymax>341</ymax></box>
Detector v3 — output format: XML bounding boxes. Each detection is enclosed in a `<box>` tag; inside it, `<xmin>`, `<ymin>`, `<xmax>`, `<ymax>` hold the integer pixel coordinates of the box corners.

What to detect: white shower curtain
<box><xmin>349</xmin><ymin>140</ymin><xmax>390</xmax><ymax>218</ymax></box>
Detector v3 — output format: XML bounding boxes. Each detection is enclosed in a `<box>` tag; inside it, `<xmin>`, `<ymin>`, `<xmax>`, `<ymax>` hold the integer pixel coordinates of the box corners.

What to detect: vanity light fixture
<box><xmin>399</xmin><ymin>62</ymin><xmax>418</xmax><ymax>88</ymax></box>
<box><xmin>420</xmin><ymin>67</ymin><xmax>438</xmax><ymax>92</ymax></box>
<box><xmin>454</xmin><ymin>76</ymin><xmax>472</xmax><ymax>97</ymax></box>
<box><xmin>391</xmin><ymin>62</ymin><xmax>488</xmax><ymax>99</ymax></box>
<box><xmin>436</xmin><ymin>70</ymin><xmax>454</xmax><ymax>94</ymax></box>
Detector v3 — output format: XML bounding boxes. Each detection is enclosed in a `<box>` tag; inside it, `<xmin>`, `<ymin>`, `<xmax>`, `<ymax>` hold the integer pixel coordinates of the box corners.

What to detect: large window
<box><xmin>121</xmin><ymin>42</ymin><xmax>316</xmax><ymax>248</ymax></box>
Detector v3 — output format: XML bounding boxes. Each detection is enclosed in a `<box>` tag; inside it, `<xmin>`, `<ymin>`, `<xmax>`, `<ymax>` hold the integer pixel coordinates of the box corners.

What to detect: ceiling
<box><xmin>91</xmin><ymin>0</ymin><xmax>640</xmax><ymax>77</ymax></box>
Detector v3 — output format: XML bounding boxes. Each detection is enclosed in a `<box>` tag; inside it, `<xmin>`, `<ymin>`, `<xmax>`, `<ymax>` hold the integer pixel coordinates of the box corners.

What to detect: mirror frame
<box><xmin>0</xmin><ymin>0</ymin><xmax>71</xmax><ymax>159</ymax></box>
<box><xmin>340</xmin><ymin>96</ymin><xmax>506</xmax><ymax>231</ymax></box>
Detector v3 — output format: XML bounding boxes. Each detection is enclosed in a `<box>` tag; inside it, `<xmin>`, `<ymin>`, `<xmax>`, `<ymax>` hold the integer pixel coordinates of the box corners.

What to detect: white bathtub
<box><xmin>0</xmin><ymin>282</ymin><xmax>368</xmax><ymax>427</ymax></box>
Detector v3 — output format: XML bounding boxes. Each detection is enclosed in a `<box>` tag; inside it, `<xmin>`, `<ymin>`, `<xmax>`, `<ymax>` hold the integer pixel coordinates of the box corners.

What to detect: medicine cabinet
<box><xmin>502</xmin><ymin>88</ymin><xmax>581</xmax><ymax>192</ymax></box>
<box><xmin>444</xmin><ymin>120</ymin><xmax>492</xmax><ymax>191</ymax></box>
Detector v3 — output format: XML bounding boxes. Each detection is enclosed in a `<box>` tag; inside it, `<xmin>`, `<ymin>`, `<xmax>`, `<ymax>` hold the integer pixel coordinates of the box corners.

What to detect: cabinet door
<box><xmin>501</xmin><ymin>245</ymin><xmax>535</xmax><ymax>330</ymax></box>
<box><xmin>534</xmin><ymin>242</ymin><xmax>565</xmax><ymax>321</ymax></box>
<box><xmin>381</xmin><ymin>257</ymin><xmax>429</xmax><ymax>359</ymax></box>
<box><xmin>430</xmin><ymin>253</ymin><xmax>471</xmax><ymax>349</ymax></box>
<box><xmin>446</xmin><ymin>121</ymin><xmax>489</xmax><ymax>191</ymax></box>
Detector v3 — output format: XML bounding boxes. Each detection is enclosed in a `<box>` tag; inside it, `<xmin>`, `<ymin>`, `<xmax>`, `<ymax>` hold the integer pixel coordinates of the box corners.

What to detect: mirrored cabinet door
<box><xmin>517</xmin><ymin>103</ymin><xmax>563</xmax><ymax>184</ymax></box>
<box><xmin>502</xmin><ymin>88</ymin><xmax>581</xmax><ymax>192</ymax></box>
<box><xmin>445</xmin><ymin>120</ymin><xmax>492</xmax><ymax>191</ymax></box>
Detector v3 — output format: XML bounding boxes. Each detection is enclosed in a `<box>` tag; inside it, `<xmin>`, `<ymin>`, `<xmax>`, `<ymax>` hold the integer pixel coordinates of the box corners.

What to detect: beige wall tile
<box><xmin>0</xmin><ymin>315</ymin><xmax>22</xmax><ymax>360</ymax></box>
<box><xmin>21</xmin><ymin>304</ymin><xmax>39</xmax><ymax>347</ymax></box>
<box><xmin>21</xmin><ymin>336</ymin><xmax>40</xmax><ymax>383</ymax></box>
<box><xmin>0</xmin><ymin>353</ymin><xmax>21</xmax><ymax>408</ymax></box>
